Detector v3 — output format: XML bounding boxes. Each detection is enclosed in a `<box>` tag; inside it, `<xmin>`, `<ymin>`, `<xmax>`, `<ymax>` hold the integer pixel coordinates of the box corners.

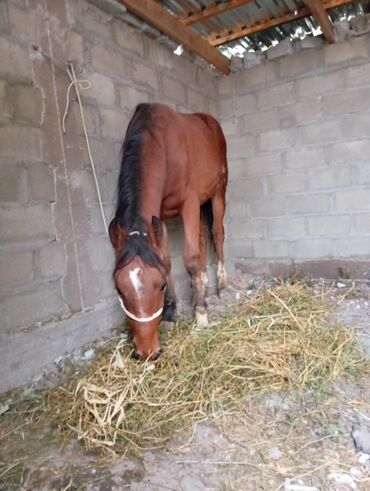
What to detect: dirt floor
<box><xmin>1</xmin><ymin>278</ymin><xmax>370</xmax><ymax>491</ymax></box>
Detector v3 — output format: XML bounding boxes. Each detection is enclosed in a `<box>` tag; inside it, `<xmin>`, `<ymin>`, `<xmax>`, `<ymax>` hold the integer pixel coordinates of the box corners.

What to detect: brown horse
<box><xmin>109</xmin><ymin>103</ymin><xmax>228</xmax><ymax>360</ymax></box>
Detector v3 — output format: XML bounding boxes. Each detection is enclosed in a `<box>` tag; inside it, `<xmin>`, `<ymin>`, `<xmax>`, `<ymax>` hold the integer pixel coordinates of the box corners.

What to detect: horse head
<box><xmin>109</xmin><ymin>217</ymin><xmax>168</xmax><ymax>360</ymax></box>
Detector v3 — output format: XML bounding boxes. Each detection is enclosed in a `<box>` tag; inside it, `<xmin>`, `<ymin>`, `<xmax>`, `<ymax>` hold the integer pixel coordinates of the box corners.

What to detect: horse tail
<box><xmin>200</xmin><ymin>199</ymin><xmax>215</xmax><ymax>251</ymax></box>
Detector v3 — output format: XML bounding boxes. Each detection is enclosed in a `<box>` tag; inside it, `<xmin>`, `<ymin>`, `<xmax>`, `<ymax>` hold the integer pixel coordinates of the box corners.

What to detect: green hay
<box><xmin>48</xmin><ymin>282</ymin><xmax>365</xmax><ymax>453</ymax></box>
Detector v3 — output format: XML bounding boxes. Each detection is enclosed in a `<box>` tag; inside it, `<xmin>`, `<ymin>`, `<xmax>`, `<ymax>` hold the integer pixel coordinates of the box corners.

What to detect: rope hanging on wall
<box><xmin>62</xmin><ymin>62</ymin><xmax>109</xmax><ymax>236</ymax></box>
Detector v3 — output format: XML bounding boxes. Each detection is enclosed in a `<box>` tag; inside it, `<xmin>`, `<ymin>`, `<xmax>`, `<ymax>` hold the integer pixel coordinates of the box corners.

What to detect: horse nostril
<box><xmin>132</xmin><ymin>351</ymin><xmax>143</xmax><ymax>361</ymax></box>
<box><xmin>151</xmin><ymin>351</ymin><xmax>161</xmax><ymax>361</ymax></box>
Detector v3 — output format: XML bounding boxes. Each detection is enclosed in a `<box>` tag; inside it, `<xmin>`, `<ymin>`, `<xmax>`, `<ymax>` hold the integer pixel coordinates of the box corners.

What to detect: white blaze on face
<box><xmin>129</xmin><ymin>267</ymin><xmax>143</xmax><ymax>298</ymax></box>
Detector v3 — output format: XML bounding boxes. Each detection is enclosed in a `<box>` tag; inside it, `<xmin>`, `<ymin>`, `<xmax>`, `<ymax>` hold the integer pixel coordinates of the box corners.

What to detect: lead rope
<box><xmin>62</xmin><ymin>62</ymin><xmax>108</xmax><ymax>235</ymax></box>
<box><xmin>62</xmin><ymin>63</ymin><xmax>163</xmax><ymax>323</ymax></box>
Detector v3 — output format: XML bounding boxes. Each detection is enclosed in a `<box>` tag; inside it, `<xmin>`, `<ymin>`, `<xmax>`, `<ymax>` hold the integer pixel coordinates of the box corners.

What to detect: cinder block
<box><xmin>258</xmin><ymin>82</ymin><xmax>295</xmax><ymax>109</ymax></box>
<box><xmin>354</xmin><ymin>213</ymin><xmax>370</xmax><ymax>233</ymax></box>
<box><xmin>228</xmin><ymin>240</ymin><xmax>253</xmax><ymax>258</ymax></box>
<box><xmin>88</xmin><ymin>138</ymin><xmax>121</xmax><ymax>171</ymax></box>
<box><xmin>244</xmin><ymin>154</ymin><xmax>282</xmax><ymax>176</ymax></box>
<box><xmin>146</xmin><ymin>41</ymin><xmax>173</xmax><ymax>71</ymax></box>
<box><xmin>100</xmin><ymin>108</ymin><xmax>129</xmax><ymax>141</ymax></box>
<box><xmin>324</xmin><ymin>88</ymin><xmax>370</xmax><ymax>116</ymax></box>
<box><xmin>227</xmin><ymin>135</ymin><xmax>257</xmax><ymax>159</ymax></box>
<box><xmin>243</xmin><ymin>51</ymin><xmax>265</xmax><ymax>68</ymax></box>
<box><xmin>350</xmin><ymin>14</ymin><xmax>370</xmax><ymax>36</ymax></box>
<box><xmin>288</xmin><ymin>193</ymin><xmax>330</xmax><ymax>215</ymax></box>
<box><xmin>267</xmin><ymin>39</ymin><xmax>294</xmax><ymax>61</ymax></box>
<box><xmin>28</xmin><ymin>163</ymin><xmax>55</xmax><ymax>202</ymax></box>
<box><xmin>228</xmin><ymin>159</ymin><xmax>246</xmax><ymax>179</ymax></box>
<box><xmin>218</xmin><ymin>76</ymin><xmax>232</xmax><ymax>96</ymax></box>
<box><xmin>0</xmin><ymin>125</ymin><xmax>41</xmax><ymax>160</ymax></box>
<box><xmin>162</xmin><ymin>76</ymin><xmax>186</xmax><ymax>104</ymax></box>
<box><xmin>297</xmin><ymin>71</ymin><xmax>344</xmax><ymax>98</ymax></box>
<box><xmin>277</xmin><ymin>49</ymin><xmax>320</xmax><ymax>79</ymax></box>
<box><xmin>101</xmin><ymin>171</ymin><xmax>119</xmax><ymax>203</ymax></box>
<box><xmin>252</xmin><ymin>197</ymin><xmax>286</xmax><ymax>217</ymax></box>
<box><xmin>132</xmin><ymin>62</ymin><xmax>158</xmax><ymax>92</ymax></box>
<box><xmin>230</xmin><ymin>176</ymin><xmax>263</xmax><ymax>197</ymax></box>
<box><xmin>242</xmin><ymin>107</ymin><xmax>279</xmax><ymax>133</ymax></box>
<box><xmin>336</xmin><ymin>189</ymin><xmax>370</xmax><ymax>212</ymax></box>
<box><xmin>188</xmin><ymin>90</ymin><xmax>208</xmax><ymax>113</ymax></box>
<box><xmin>88</xmin><ymin>236</ymin><xmax>114</xmax><ymax>272</ymax></box>
<box><xmin>342</xmin><ymin>114</ymin><xmax>370</xmax><ymax>139</ymax></box>
<box><xmin>0</xmin><ymin>80</ymin><xmax>11</xmax><ymax>123</ymax></box>
<box><xmin>333</xmin><ymin>20</ymin><xmax>351</xmax><ymax>42</ymax></box>
<box><xmin>219</xmin><ymin>98</ymin><xmax>235</xmax><ymax>119</ymax></box>
<box><xmin>65</xmin><ymin>30</ymin><xmax>84</xmax><ymax>62</ymax></box>
<box><xmin>114</xmin><ymin>21</ymin><xmax>145</xmax><ymax>57</ymax></box>
<box><xmin>308</xmin><ymin>215</ymin><xmax>350</xmax><ymax>236</ymax></box>
<box><xmin>91</xmin><ymin>44</ymin><xmax>129</xmax><ymax>78</ymax></box>
<box><xmin>84</xmin><ymin>72</ymin><xmax>115</xmax><ymax>106</ymax></box>
<box><xmin>12</xmin><ymin>84</ymin><xmax>43</xmax><ymax>126</ymax></box>
<box><xmin>230</xmin><ymin>56</ymin><xmax>243</xmax><ymax>72</ymax></box>
<box><xmin>8</xmin><ymin>3</ymin><xmax>37</xmax><ymax>44</ymax></box>
<box><xmin>301</xmin><ymin>120</ymin><xmax>342</xmax><ymax>145</ymax></box>
<box><xmin>334</xmin><ymin>237</ymin><xmax>370</xmax><ymax>257</ymax></box>
<box><xmin>228</xmin><ymin>201</ymin><xmax>248</xmax><ymax>218</ymax></box>
<box><xmin>326</xmin><ymin>140</ymin><xmax>370</xmax><ymax>163</ymax></box>
<box><xmin>220</xmin><ymin>118</ymin><xmax>239</xmax><ymax>138</ymax></box>
<box><xmin>235</xmin><ymin>63</ymin><xmax>276</xmax><ymax>94</ymax></box>
<box><xmin>345</xmin><ymin>62</ymin><xmax>370</xmax><ymax>87</ymax></box>
<box><xmin>0</xmin><ymin>251</ymin><xmax>33</xmax><ymax>288</ymax></box>
<box><xmin>2</xmin><ymin>282</ymin><xmax>66</xmax><ymax>330</ymax></box>
<box><xmin>358</xmin><ymin>162</ymin><xmax>370</xmax><ymax>185</ymax></box>
<box><xmin>324</xmin><ymin>37</ymin><xmax>368</xmax><ymax>66</ymax></box>
<box><xmin>0</xmin><ymin>204</ymin><xmax>54</xmax><ymax>241</ymax></box>
<box><xmin>80</xmin><ymin>2</ymin><xmax>113</xmax><ymax>39</ymax></box>
<box><xmin>260</xmin><ymin>128</ymin><xmax>296</xmax><ymax>151</ymax></box>
<box><xmin>267</xmin><ymin>217</ymin><xmax>305</xmax><ymax>237</ymax></box>
<box><xmin>38</xmin><ymin>242</ymin><xmax>65</xmax><ymax>278</ymax></box>
<box><xmin>279</xmin><ymin>100</ymin><xmax>322</xmax><ymax>128</ymax></box>
<box><xmin>295</xmin><ymin>37</ymin><xmax>324</xmax><ymax>50</ymax></box>
<box><xmin>269</xmin><ymin>173</ymin><xmax>306</xmax><ymax>194</ymax></box>
<box><xmin>0</xmin><ymin>37</ymin><xmax>32</xmax><ymax>82</ymax></box>
<box><xmin>73</xmin><ymin>103</ymin><xmax>100</xmax><ymax>137</ymax></box>
<box><xmin>229</xmin><ymin>221</ymin><xmax>264</xmax><ymax>239</ymax></box>
<box><xmin>308</xmin><ymin>166</ymin><xmax>354</xmax><ymax>190</ymax></box>
<box><xmin>291</xmin><ymin>239</ymin><xmax>332</xmax><ymax>258</ymax></box>
<box><xmin>119</xmin><ymin>85</ymin><xmax>150</xmax><ymax>111</ymax></box>
<box><xmin>235</xmin><ymin>93</ymin><xmax>257</xmax><ymax>117</ymax></box>
<box><xmin>285</xmin><ymin>148</ymin><xmax>326</xmax><ymax>169</ymax></box>
<box><xmin>253</xmin><ymin>239</ymin><xmax>288</xmax><ymax>258</ymax></box>
<box><xmin>0</xmin><ymin>164</ymin><xmax>24</xmax><ymax>202</ymax></box>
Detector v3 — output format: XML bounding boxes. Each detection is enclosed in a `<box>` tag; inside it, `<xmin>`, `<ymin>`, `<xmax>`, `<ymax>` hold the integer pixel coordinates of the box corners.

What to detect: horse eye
<box><xmin>160</xmin><ymin>283</ymin><xmax>166</xmax><ymax>292</ymax></box>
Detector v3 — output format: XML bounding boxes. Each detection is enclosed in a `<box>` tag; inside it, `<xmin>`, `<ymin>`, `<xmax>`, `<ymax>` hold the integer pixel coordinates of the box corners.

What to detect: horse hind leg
<box><xmin>199</xmin><ymin>218</ymin><xmax>209</xmax><ymax>298</ymax></box>
<box><xmin>211</xmin><ymin>192</ymin><xmax>227</xmax><ymax>293</ymax></box>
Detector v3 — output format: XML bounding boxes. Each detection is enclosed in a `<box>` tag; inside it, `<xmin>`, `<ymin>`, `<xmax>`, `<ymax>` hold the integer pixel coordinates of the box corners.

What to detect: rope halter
<box><xmin>117</xmin><ymin>295</ymin><xmax>163</xmax><ymax>323</ymax></box>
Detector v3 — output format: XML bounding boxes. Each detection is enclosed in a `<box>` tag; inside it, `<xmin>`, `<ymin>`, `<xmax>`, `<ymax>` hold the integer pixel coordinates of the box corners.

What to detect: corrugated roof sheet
<box><xmin>155</xmin><ymin>0</ymin><xmax>366</xmax><ymax>58</ymax></box>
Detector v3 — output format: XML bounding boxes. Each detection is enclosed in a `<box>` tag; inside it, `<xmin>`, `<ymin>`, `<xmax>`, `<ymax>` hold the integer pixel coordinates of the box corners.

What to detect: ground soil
<box><xmin>1</xmin><ymin>278</ymin><xmax>370</xmax><ymax>491</ymax></box>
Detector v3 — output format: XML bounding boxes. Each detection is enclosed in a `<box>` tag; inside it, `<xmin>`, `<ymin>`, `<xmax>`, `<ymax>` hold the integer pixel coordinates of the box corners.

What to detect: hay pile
<box><xmin>49</xmin><ymin>282</ymin><xmax>364</xmax><ymax>453</ymax></box>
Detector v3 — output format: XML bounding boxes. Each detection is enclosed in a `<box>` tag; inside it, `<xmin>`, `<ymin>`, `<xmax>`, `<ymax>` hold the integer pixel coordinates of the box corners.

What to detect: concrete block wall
<box><xmin>220</xmin><ymin>35</ymin><xmax>370</xmax><ymax>279</ymax></box>
<box><xmin>0</xmin><ymin>0</ymin><xmax>218</xmax><ymax>392</ymax></box>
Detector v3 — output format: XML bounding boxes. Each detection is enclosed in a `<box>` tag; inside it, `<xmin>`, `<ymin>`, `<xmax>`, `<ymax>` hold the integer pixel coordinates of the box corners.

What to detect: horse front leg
<box><xmin>181</xmin><ymin>196</ymin><xmax>208</xmax><ymax>328</ymax></box>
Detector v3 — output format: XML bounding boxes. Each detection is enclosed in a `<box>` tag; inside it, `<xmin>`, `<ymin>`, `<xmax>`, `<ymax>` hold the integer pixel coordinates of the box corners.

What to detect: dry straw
<box><xmin>48</xmin><ymin>282</ymin><xmax>364</xmax><ymax>453</ymax></box>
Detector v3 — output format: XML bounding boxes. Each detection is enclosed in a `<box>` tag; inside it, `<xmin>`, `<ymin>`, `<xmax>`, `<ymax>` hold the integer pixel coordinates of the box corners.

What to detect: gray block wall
<box><xmin>221</xmin><ymin>36</ymin><xmax>370</xmax><ymax>279</ymax></box>
<box><xmin>0</xmin><ymin>0</ymin><xmax>218</xmax><ymax>392</ymax></box>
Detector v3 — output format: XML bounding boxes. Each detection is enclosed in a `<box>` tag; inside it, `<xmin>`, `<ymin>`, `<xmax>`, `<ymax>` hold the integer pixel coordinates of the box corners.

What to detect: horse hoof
<box><xmin>195</xmin><ymin>307</ymin><xmax>208</xmax><ymax>328</ymax></box>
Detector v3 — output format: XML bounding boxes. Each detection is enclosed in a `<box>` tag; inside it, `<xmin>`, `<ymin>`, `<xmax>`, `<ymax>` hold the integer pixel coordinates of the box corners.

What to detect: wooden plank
<box><xmin>209</xmin><ymin>0</ymin><xmax>354</xmax><ymax>46</ymax></box>
<box><xmin>118</xmin><ymin>0</ymin><xmax>230</xmax><ymax>74</ymax></box>
<box><xmin>181</xmin><ymin>0</ymin><xmax>255</xmax><ymax>26</ymax></box>
<box><xmin>304</xmin><ymin>0</ymin><xmax>335</xmax><ymax>43</ymax></box>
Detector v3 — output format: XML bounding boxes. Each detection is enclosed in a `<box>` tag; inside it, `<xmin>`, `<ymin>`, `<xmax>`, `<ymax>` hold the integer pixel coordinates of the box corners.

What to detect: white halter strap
<box><xmin>117</xmin><ymin>295</ymin><xmax>163</xmax><ymax>323</ymax></box>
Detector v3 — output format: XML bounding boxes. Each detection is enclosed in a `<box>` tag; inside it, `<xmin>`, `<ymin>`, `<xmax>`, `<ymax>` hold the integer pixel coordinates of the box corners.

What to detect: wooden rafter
<box><xmin>118</xmin><ymin>0</ymin><xmax>230</xmax><ymax>74</ymax></box>
<box><xmin>209</xmin><ymin>0</ymin><xmax>354</xmax><ymax>46</ymax></box>
<box><xmin>181</xmin><ymin>0</ymin><xmax>255</xmax><ymax>26</ymax></box>
<box><xmin>304</xmin><ymin>0</ymin><xmax>334</xmax><ymax>43</ymax></box>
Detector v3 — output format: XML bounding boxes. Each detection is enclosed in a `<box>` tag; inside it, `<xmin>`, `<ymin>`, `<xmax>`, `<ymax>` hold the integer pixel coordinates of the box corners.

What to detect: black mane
<box><xmin>113</xmin><ymin>103</ymin><xmax>163</xmax><ymax>272</ymax></box>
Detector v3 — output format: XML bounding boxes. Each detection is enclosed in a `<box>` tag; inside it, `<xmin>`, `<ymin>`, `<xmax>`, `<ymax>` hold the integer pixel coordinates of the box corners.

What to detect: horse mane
<box><xmin>113</xmin><ymin>103</ymin><xmax>164</xmax><ymax>272</ymax></box>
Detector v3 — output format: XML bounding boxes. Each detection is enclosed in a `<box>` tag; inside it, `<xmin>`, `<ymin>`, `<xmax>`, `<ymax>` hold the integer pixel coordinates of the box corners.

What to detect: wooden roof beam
<box><xmin>304</xmin><ymin>0</ymin><xmax>334</xmax><ymax>43</ymax></box>
<box><xmin>209</xmin><ymin>0</ymin><xmax>354</xmax><ymax>46</ymax></box>
<box><xmin>181</xmin><ymin>0</ymin><xmax>255</xmax><ymax>26</ymax></box>
<box><xmin>118</xmin><ymin>0</ymin><xmax>230</xmax><ymax>74</ymax></box>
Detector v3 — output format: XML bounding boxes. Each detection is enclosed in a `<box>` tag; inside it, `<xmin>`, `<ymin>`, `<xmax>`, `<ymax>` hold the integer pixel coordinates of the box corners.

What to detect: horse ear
<box><xmin>151</xmin><ymin>216</ymin><xmax>163</xmax><ymax>246</ymax></box>
<box><xmin>109</xmin><ymin>218</ymin><xmax>126</xmax><ymax>256</ymax></box>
